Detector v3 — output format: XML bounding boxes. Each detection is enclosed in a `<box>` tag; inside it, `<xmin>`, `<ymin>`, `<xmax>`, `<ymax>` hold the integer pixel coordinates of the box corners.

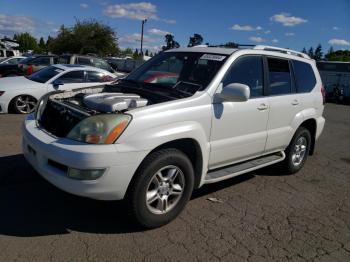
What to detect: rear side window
<box><xmin>293</xmin><ymin>60</ymin><xmax>316</xmax><ymax>93</ymax></box>
<box><xmin>267</xmin><ymin>58</ymin><xmax>291</xmax><ymax>95</ymax></box>
<box><xmin>86</xmin><ymin>71</ymin><xmax>105</xmax><ymax>82</ymax></box>
<box><xmin>6</xmin><ymin>50</ymin><xmax>14</xmax><ymax>57</ymax></box>
<box><xmin>223</xmin><ymin>56</ymin><xmax>264</xmax><ymax>98</ymax></box>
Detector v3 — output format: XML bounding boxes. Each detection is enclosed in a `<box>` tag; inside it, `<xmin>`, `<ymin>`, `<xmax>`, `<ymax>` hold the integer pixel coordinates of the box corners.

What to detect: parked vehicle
<box><xmin>18</xmin><ymin>55</ymin><xmax>58</xmax><ymax>76</ymax></box>
<box><xmin>0</xmin><ymin>49</ymin><xmax>21</xmax><ymax>59</ymax></box>
<box><xmin>0</xmin><ymin>64</ymin><xmax>116</xmax><ymax>114</ymax></box>
<box><xmin>23</xmin><ymin>45</ymin><xmax>325</xmax><ymax>228</ymax></box>
<box><xmin>106</xmin><ymin>57</ymin><xmax>144</xmax><ymax>73</ymax></box>
<box><xmin>0</xmin><ymin>56</ymin><xmax>26</xmax><ymax>64</ymax></box>
<box><xmin>317</xmin><ymin>61</ymin><xmax>350</xmax><ymax>103</ymax></box>
<box><xmin>58</xmin><ymin>54</ymin><xmax>115</xmax><ymax>73</ymax></box>
<box><xmin>0</xmin><ymin>63</ymin><xmax>23</xmax><ymax>78</ymax></box>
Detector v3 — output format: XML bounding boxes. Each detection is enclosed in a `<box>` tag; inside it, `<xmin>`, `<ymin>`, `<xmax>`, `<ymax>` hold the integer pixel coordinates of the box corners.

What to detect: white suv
<box><xmin>23</xmin><ymin>45</ymin><xmax>325</xmax><ymax>228</ymax></box>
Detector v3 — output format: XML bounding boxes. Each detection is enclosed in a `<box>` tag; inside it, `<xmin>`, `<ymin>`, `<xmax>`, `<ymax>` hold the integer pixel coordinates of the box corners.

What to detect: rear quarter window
<box><xmin>293</xmin><ymin>60</ymin><xmax>316</xmax><ymax>93</ymax></box>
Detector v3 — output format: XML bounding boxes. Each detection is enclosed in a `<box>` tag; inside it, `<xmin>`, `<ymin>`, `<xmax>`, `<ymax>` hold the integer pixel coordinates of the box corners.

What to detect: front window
<box><xmin>126</xmin><ymin>52</ymin><xmax>228</xmax><ymax>94</ymax></box>
<box><xmin>223</xmin><ymin>56</ymin><xmax>264</xmax><ymax>98</ymax></box>
<box><xmin>27</xmin><ymin>66</ymin><xmax>63</xmax><ymax>83</ymax></box>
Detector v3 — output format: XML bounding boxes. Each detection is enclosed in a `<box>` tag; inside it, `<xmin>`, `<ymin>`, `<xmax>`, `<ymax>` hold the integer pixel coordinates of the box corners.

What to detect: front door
<box><xmin>209</xmin><ymin>55</ymin><xmax>269</xmax><ymax>169</ymax></box>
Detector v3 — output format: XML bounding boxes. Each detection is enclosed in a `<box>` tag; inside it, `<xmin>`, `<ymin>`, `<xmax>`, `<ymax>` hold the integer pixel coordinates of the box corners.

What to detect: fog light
<box><xmin>67</xmin><ymin>168</ymin><xmax>106</xmax><ymax>180</ymax></box>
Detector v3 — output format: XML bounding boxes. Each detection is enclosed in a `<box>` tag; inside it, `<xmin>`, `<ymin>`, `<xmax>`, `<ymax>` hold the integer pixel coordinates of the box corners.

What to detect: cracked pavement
<box><xmin>0</xmin><ymin>103</ymin><xmax>349</xmax><ymax>261</ymax></box>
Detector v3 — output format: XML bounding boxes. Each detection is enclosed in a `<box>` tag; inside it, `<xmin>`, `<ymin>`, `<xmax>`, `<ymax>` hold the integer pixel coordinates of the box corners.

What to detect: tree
<box><xmin>224</xmin><ymin>42</ymin><xmax>238</xmax><ymax>48</ymax></box>
<box><xmin>133</xmin><ymin>48</ymin><xmax>141</xmax><ymax>59</ymax></box>
<box><xmin>302</xmin><ymin>47</ymin><xmax>307</xmax><ymax>54</ymax></box>
<box><xmin>162</xmin><ymin>34</ymin><xmax>180</xmax><ymax>51</ymax></box>
<box><xmin>325</xmin><ymin>49</ymin><xmax>350</xmax><ymax>61</ymax></box>
<box><xmin>314</xmin><ymin>44</ymin><xmax>323</xmax><ymax>61</ymax></box>
<box><xmin>37</xmin><ymin>37</ymin><xmax>46</xmax><ymax>53</ymax></box>
<box><xmin>14</xmin><ymin>32</ymin><xmax>38</xmax><ymax>53</ymax></box>
<box><xmin>50</xmin><ymin>20</ymin><xmax>119</xmax><ymax>56</ymax></box>
<box><xmin>120</xmin><ymin>47</ymin><xmax>133</xmax><ymax>57</ymax></box>
<box><xmin>308</xmin><ymin>47</ymin><xmax>314</xmax><ymax>59</ymax></box>
<box><xmin>145</xmin><ymin>49</ymin><xmax>149</xmax><ymax>56</ymax></box>
<box><xmin>188</xmin><ymin>33</ymin><xmax>203</xmax><ymax>47</ymax></box>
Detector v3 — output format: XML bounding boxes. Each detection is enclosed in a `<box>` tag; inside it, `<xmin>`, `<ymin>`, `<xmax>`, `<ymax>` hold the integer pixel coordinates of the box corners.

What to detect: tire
<box><xmin>283</xmin><ymin>127</ymin><xmax>311</xmax><ymax>174</ymax></box>
<box><xmin>127</xmin><ymin>148</ymin><xmax>194</xmax><ymax>228</ymax></box>
<box><xmin>11</xmin><ymin>95</ymin><xmax>37</xmax><ymax>114</ymax></box>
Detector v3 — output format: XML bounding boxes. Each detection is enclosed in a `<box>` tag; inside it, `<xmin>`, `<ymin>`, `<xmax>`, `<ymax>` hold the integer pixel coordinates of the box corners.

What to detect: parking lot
<box><xmin>0</xmin><ymin>103</ymin><xmax>349</xmax><ymax>261</ymax></box>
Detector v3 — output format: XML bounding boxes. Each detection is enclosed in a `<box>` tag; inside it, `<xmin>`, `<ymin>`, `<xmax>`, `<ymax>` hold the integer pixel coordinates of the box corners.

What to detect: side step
<box><xmin>205</xmin><ymin>152</ymin><xmax>285</xmax><ymax>184</ymax></box>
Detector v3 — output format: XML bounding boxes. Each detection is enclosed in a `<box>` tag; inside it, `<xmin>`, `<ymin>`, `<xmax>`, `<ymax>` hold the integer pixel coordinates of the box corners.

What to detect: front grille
<box><xmin>38</xmin><ymin>100</ymin><xmax>88</xmax><ymax>137</ymax></box>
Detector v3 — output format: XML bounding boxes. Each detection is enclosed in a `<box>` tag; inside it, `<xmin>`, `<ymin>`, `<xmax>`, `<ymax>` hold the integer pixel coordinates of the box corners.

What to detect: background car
<box><xmin>58</xmin><ymin>54</ymin><xmax>115</xmax><ymax>73</ymax></box>
<box><xmin>0</xmin><ymin>63</ymin><xmax>23</xmax><ymax>78</ymax></box>
<box><xmin>0</xmin><ymin>64</ymin><xmax>116</xmax><ymax>114</ymax></box>
<box><xmin>18</xmin><ymin>55</ymin><xmax>58</xmax><ymax>76</ymax></box>
<box><xmin>0</xmin><ymin>56</ymin><xmax>26</xmax><ymax>65</ymax></box>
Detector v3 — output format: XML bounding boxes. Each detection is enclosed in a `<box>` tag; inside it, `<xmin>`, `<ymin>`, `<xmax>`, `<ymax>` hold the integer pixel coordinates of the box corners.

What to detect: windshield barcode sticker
<box><xmin>200</xmin><ymin>54</ymin><xmax>226</xmax><ymax>61</ymax></box>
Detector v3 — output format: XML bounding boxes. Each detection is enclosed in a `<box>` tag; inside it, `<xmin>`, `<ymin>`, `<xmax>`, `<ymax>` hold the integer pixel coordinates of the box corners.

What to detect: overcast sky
<box><xmin>1</xmin><ymin>0</ymin><xmax>350</xmax><ymax>52</ymax></box>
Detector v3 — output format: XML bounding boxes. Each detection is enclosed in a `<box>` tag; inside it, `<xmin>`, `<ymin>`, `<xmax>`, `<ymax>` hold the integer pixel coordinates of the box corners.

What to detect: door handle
<box><xmin>257</xmin><ymin>103</ymin><xmax>268</xmax><ymax>111</ymax></box>
<box><xmin>291</xmin><ymin>99</ymin><xmax>299</xmax><ymax>106</ymax></box>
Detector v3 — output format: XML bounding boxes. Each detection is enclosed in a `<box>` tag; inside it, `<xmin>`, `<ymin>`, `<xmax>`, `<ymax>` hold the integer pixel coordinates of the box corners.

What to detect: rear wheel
<box><xmin>11</xmin><ymin>95</ymin><xmax>37</xmax><ymax>114</ymax></box>
<box><xmin>127</xmin><ymin>148</ymin><xmax>194</xmax><ymax>228</ymax></box>
<box><xmin>283</xmin><ymin>127</ymin><xmax>311</xmax><ymax>174</ymax></box>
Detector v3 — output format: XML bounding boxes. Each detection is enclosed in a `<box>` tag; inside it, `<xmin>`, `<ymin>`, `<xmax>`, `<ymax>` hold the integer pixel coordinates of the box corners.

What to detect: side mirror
<box><xmin>52</xmin><ymin>79</ymin><xmax>64</xmax><ymax>88</ymax></box>
<box><xmin>216</xmin><ymin>83</ymin><xmax>250</xmax><ymax>102</ymax></box>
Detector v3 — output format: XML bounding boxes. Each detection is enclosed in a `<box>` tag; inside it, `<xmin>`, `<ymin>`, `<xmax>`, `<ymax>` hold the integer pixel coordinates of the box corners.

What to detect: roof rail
<box><xmin>253</xmin><ymin>45</ymin><xmax>311</xmax><ymax>59</ymax></box>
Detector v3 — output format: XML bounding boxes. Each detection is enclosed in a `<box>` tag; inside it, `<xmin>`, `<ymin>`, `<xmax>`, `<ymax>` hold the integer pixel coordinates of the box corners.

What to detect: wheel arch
<box><xmin>8</xmin><ymin>94</ymin><xmax>38</xmax><ymax>113</ymax></box>
<box><xmin>298</xmin><ymin>118</ymin><xmax>317</xmax><ymax>155</ymax></box>
<box><xmin>127</xmin><ymin>138</ymin><xmax>204</xmax><ymax>196</ymax></box>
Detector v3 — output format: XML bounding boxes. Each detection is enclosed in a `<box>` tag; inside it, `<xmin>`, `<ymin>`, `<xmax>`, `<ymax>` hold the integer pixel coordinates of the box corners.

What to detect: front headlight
<box><xmin>67</xmin><ymin>114</ymin><xmax>131</xmax><ymax>144</ymax></box>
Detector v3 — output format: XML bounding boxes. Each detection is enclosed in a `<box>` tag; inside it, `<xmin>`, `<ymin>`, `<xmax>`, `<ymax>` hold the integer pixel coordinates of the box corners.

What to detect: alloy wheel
<box><xmin>14</xmin><ymin>95</ymin><xmax>37</xmax><ymax>114</ymax></box>
<box><xmin>146</xmin><ymin>165</ymin><xmax>185</xmax><ymax>214</ymax></box>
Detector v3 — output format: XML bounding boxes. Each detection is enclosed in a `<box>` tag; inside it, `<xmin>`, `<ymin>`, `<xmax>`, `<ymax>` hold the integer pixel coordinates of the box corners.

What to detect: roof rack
<box><xmin>253</xmin><ymin>45</ymin><xmax>311</xmax><ymax>59</ymax></box>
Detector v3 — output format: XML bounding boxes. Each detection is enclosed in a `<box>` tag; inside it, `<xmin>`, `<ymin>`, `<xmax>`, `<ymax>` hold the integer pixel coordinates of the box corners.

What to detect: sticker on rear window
<box><xmin>54</xmin><ymin>69</ymin><xmax>64</xmax><ymax>73</ymax></box>
<box><xmin>200</xmin><ymin>54</ymin><xmax>226</xmax><ymax>61</ymax></box>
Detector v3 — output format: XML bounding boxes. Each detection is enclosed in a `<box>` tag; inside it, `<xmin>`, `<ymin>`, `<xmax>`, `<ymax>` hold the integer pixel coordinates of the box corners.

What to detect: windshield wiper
<box><xmin>173</xmin><ymin>81</ymin><xmax>202</xmax><ymax>90</ymax></box>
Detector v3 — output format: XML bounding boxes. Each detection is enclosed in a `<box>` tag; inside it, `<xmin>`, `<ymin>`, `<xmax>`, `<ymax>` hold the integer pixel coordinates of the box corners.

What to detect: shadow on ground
<box><xmin>0</xmin><ymin>153</ymin><xmax>289</xmax><ymax>237</ymax></box>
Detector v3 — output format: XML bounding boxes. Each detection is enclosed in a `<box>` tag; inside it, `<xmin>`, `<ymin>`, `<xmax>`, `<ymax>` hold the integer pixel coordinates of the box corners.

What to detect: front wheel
<box><xmin>127</xmin><ymin>148</ymin><xmax>194</xmax><ymax>228</ymax></box>
<box><xmin>283</xmin><ymin>127</ymin><xmax>311</xmax><ymax>174</ymax></box>
<box><xmin>11</xmin><ymin>95</ymin><xmax>37</xmax><ymax>114</ymax></box>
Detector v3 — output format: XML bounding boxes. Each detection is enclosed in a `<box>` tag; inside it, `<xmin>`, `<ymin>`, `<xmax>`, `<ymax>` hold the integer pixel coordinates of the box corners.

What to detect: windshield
<box><xmin>91</xmin><ymin>58</ymin><xmax>114</xmax><ymax>72</ymax></box>
<box><xmin>126</xmin><ymin>52</ymin><xmax>228</xmax><ymax>94</ymax></box>
<box><xmin>27</xmin><ymin>66</ymin><xmax>63</xmax><ymax>83</ymax></box>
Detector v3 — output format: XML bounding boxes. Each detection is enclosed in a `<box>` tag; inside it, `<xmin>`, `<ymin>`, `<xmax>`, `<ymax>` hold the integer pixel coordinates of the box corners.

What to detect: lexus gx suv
<box><xmin>23</xmin><ymin>45</ymin><xmax>325</xmax><ymax>228</ymax></box>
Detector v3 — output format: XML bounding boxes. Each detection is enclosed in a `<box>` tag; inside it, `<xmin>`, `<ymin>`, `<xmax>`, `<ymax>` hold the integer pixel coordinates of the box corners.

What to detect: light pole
<box><xmin>140</xmin><ymin>19</ymin><xmax>147</xmax><ymax>56</ymax></box>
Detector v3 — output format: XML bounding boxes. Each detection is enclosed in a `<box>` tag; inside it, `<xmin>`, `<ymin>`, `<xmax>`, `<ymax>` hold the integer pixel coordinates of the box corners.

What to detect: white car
<box><xmin>0</xmin><ymin>56</ymin><xmax>26</xmax><ymax>64</ymax></box>
<box><xmin>23</xmin><ymin>45</ymin><xmax>325</xmax><ymax>228</ymax></box>
<box><xmin>0</xmin><ymin>64</ymin><xmax>116</xmax><ymax>114</ymax></box>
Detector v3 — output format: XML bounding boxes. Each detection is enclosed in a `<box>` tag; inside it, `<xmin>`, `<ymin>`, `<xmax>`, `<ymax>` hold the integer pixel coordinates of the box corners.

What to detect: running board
<box><xmin>205</xmin><ymin>152</ymin><xmax>285</xmax><ymax>184</ymax></box>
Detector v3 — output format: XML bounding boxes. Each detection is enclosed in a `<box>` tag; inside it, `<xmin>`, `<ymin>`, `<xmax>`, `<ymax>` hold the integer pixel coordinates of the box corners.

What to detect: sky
<box><xmin>0</xmin><ymin>0</ymin><xmax>350</xmax><ymax>53</ymax></box>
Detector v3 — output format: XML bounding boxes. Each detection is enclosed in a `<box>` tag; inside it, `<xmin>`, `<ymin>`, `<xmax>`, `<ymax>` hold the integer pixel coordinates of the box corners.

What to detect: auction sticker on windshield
<box><xmin>200</xmin><ymin>54</ymin><xmax>226</xmax><ymax>61</ymax></box>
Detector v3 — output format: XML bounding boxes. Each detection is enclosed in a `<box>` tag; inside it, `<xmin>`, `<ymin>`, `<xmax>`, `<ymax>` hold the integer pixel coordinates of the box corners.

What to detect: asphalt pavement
<box><xmin>0</xmin><ymin>103</ymin><xmax>350</xmax><ymax>261</ymax></box>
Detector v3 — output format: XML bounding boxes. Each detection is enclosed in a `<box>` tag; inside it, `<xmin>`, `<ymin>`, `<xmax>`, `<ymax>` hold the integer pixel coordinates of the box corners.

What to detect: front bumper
<box><xmin>22</xmin><ymin>115</ymin><xmax>149</xmax><ymax>200</ymax></box>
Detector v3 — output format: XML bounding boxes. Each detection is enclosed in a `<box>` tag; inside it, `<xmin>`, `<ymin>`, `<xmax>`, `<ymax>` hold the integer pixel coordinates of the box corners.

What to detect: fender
<box><xmin>116</xmin><ymin>121</ymin><xmax>210</xmax><ymax>187</ymax></box>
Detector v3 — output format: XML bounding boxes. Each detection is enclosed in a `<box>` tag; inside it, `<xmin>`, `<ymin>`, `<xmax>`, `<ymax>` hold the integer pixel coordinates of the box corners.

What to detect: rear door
<box><xmin>264</xmin><ymin>57</ymin><xmax>303</xmax><ymax>153</ymax></box>
<box><xmin>85</xmin><ymin>70</ymin><xmax>115</xmax><ymax>86</ymax></box>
